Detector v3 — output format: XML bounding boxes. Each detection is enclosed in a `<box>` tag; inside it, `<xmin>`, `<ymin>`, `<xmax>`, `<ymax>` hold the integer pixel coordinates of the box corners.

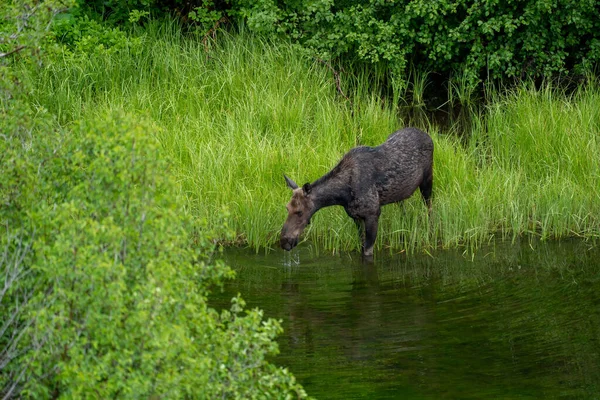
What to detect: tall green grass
<box><xmin>31</xmin><ymin>21</ymin><xmax>600</xmax><ymax>253</ymax></box>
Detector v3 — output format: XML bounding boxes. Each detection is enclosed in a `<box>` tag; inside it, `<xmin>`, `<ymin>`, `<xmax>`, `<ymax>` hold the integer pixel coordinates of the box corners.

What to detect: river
<box><xmin>213</xmin><ymin>240</ymin><xmax>600</xmax><ymax>399</ymax></box>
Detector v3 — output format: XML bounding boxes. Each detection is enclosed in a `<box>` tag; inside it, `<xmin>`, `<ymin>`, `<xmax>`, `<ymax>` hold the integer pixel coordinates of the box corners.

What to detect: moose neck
<box><xmin>309</xmin><ymin>174</ymin><xmax>350</xmax><ymax>213</ymax></box>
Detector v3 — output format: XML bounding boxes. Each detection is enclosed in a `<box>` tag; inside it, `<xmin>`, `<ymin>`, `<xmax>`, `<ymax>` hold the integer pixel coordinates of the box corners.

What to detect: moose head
<box><xmin>280</xmin><ymin>175</ymin><xmax>314</xmax><ymax>251</ymax></box>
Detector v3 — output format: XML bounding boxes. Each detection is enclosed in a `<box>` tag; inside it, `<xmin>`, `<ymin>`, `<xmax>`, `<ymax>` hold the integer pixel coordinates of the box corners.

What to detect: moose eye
<box><xmin>295</xmin><ymin>211</ymin><xmax>303</xmax><ymax>217</ymax></box>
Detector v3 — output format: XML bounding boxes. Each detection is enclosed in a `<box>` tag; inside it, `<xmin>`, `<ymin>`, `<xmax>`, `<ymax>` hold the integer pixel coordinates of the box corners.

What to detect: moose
<box><xmin>280</xmin><ymin>127</ymin><xmax>433</xmax><ymax>257</ymax></box>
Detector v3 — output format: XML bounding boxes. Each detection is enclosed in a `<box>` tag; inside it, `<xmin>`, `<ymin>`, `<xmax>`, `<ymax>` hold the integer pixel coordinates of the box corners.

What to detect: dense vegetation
<box><xmin>1</xmin><ymin>1</ymin><xmax>306</xmax><ymax>398</ymax></box>
<box><xmin>75</xmin><ymin>0</ymin><xmax>600</xmax><ymax>85</ymax></box>
<box><xmin>29</xmin><ymin>20</ymin><xmax>600</xmax><ymax>253</ymax></box>
<box><xmin>2</xmin><ymin>0</ymin><xmax>599</xmax><ymax>397</ymax></box>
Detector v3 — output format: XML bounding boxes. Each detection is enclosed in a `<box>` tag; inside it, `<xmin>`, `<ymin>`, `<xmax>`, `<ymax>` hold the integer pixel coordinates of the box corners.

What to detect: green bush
<box><xmin>63</xmin><ymin>0</ymin><xmax>600</xmax><ymax>84</ymax></box>
<box><xmin>1</xmin><ymin>111</ymin><xmax>307</xmax><ymax>398</ymax></box>
<box><xmin>232</xmin><ymin>0</ymin><xmax>600</xmax><ymax>83</ymax></box>
<box><xmin>50</xmin><ymin>13</ymin><xmax>142</xmax><ymax>55</ymax></box>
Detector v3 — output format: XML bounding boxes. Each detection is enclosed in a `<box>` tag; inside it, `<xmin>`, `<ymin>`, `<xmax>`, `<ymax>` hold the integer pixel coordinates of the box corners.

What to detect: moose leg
<box><xmin>419</xmin><ymin>168</ymin><xmax>433</xmax><ymax>215</ymax></box>
<box><xmin>362</xmin><ymin>214</ymin><xmax>379</xmax><ymax>257</ymax></box>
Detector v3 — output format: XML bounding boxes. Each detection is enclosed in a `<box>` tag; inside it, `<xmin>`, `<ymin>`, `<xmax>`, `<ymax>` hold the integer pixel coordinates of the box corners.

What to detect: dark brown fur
<box><xmin>281</xmin><ymin>127</ymin><xmax>433</xmax><ymax>257</ymax></box>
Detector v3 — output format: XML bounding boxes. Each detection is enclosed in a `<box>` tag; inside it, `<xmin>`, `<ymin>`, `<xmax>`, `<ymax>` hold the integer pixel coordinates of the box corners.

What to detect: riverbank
<box><xmin>32</xmin><ymin>21</ymin><xmax>600</xmax><ymax>253</ymax></box>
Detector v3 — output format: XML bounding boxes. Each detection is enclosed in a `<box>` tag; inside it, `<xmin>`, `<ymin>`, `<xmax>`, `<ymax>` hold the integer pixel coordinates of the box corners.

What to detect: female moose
<box><xmin>280</xmin><ymin>127</ymin><xmax>433</xmax><ymax>257</ymax></box>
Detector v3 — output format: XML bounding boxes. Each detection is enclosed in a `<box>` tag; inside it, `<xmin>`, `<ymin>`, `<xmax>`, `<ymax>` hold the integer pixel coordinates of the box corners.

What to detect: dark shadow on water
<box><xmin>211</xmin><ymin>240</ymin><xmax>600</xmax><ymax>399</ymax></box>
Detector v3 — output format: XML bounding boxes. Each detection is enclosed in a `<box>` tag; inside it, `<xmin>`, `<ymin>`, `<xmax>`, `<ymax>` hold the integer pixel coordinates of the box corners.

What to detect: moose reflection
<box><xmin>281</xmin><ymin>127</ymin><xmax>434</xmax><ymax>257</ymax></box>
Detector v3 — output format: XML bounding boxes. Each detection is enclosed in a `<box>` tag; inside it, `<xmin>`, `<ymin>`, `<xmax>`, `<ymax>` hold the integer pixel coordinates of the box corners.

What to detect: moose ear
<box><xmin>284</xmin><ymin>174</ymin><xmax>299</xmax><ymax>190</ymax></box>
<box><xmin>302</xmin><ymin>183</ymin><xmax>312</xmax><ymax>195</ymax></box>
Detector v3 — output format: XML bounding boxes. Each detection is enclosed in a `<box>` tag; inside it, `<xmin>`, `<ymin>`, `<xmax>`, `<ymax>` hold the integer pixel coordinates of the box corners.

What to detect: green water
<box><xmin>214</xmin><ymin>240</ymin><xmax>600</xmax><ymax>399</ymax></box>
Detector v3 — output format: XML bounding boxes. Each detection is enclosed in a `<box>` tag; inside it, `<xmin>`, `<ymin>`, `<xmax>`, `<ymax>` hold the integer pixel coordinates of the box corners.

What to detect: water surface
<box><xmin>213</xmin><ymin>241</ymin><xmax>600</xmax><ymax>399</ymax></box>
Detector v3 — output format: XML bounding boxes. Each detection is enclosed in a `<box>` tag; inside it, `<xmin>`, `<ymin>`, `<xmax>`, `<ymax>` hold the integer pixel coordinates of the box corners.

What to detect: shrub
<box><xmin>50</xmin><ymin>13</ymin><xmax>142</xmax><ymax>55</ymax></box>
<box><xmin>63</xmin><ymin>0</ymin><xmax>600</xmax><ymax>85</ymax></box>
<box><xmin>1</xmin><ymin>111</ymin><xmax>307</xmax><ymax>398</ymax></box>
<box><xmin>232</xmin><ymin>0</ymin><xmax>600</xmax><ymax>83</ymax></box>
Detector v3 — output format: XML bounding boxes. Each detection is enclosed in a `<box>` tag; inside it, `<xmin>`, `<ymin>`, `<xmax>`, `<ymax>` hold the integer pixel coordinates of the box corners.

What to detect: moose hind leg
<box><xmin>363</xmin><ymin>215</ymin><xmax>379</xmax><ymax>257</ymax></box>
<box><xmin>419</xmin><ymin>168</ymin><xmax>433</xmax><ymax>213</ymax></box>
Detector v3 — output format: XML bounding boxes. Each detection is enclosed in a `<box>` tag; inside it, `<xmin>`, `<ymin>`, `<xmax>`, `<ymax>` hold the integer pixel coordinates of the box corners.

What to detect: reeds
<box><xmin>31</xmin><ymin>21</ymin><xmax>600</xmax><ymax>253</ymax></box>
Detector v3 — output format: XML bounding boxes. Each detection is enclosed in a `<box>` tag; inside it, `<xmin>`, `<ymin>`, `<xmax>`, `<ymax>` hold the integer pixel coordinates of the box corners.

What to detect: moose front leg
<box><xmin>362</xmin><ymin>214</ymin><xmax>380</xmax><ymax>257</ymax></box>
